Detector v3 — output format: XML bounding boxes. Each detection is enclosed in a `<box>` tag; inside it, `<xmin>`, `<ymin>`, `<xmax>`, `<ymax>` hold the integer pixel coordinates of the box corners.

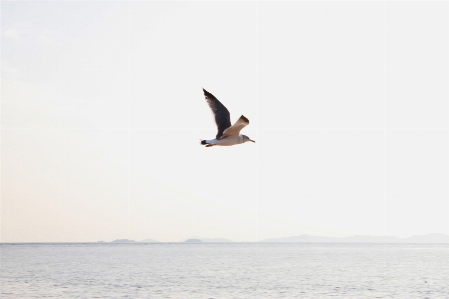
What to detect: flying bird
<box><xmin>200</xmin><ymin>88</ymin><xmax>255</xmax><ymax>147</ymax></box>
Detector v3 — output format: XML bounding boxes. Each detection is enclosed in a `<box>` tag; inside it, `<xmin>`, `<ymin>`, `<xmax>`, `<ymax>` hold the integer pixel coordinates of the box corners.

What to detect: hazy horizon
<box><xmin>2</xmin><ymin>1</ymin><xmax>449</xmax><ymax>243</ymax></box>
<box><xmin>2</xmin><ymin>232</ymin><xmax>449</xmax><ymax>244</ymax></box>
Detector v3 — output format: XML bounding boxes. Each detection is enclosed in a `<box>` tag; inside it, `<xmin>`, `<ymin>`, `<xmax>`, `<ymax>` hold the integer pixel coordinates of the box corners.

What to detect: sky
<box><xmin>1</xmin><ymin>1</ymin><xmax>448</xmax><ymax>242</ymax></box>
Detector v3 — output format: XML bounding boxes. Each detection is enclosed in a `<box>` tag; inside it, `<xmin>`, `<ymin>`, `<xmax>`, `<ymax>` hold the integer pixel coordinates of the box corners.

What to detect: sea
<box><xmin>1</xmin><ymin>243</ymin><xmax>448</xmax><ymax>298</ymax></box>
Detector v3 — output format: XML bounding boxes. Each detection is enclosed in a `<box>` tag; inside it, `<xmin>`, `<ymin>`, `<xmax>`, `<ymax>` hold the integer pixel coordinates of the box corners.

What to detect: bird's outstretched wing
<box><xmin>221</xmin><ymin>115</ymin><xmax>249</xmax><ymax>139</ymax></box>
<box><xmin>203</xmin><ymin>88</ymin><xmax>231</xmax><ymax>139</ymax></box>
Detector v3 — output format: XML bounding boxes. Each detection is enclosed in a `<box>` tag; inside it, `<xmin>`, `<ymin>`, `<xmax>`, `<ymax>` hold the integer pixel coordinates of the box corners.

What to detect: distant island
<box><xmin>100</xmin><ymin>237</ymin><xmax>234</xmax><ymax>243</ymax></box>
<box><xmin>98</xmin><ymin>234</ymin><xmax>449</xmax><ymax>244</ymax></box>
<box><xmin>111</xmin><ymin>239</ymin><xmax>136</xmax><ymax>243</ymax></box>
<box><xmin>259</xmin><ymin>233</ymin><xmax>449</xmax><ymax>243</ymax></box>
<box><xmin>101</xmin><ymin>238</ymin><xmax>232</xmax><ymax>243</ymax></box>
<box><xmin>184</xmin><ymin>239</ymin><xmax>203</xmax><ymax>243</ymax></box>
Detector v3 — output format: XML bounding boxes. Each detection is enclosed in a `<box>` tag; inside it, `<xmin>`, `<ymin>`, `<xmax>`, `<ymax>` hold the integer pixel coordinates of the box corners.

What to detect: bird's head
<box><xmin>242</xmin><ymin>135</ymin><xmax>256</xmax><ymax>143</ymax></box>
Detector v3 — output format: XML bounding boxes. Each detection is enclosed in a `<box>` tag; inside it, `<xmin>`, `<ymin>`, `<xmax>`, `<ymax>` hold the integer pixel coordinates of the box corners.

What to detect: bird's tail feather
<box><xmin>200</xmin><ymin>140</ymin><xmax>207</xmax><ymax>145</ymax></box>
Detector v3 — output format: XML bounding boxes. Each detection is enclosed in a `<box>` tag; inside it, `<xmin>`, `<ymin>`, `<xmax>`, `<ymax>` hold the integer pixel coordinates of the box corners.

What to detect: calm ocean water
<box><xmin>1</xmin><ymin>243</ymin><xmax>448</xmax><ymax>298</ymax></box>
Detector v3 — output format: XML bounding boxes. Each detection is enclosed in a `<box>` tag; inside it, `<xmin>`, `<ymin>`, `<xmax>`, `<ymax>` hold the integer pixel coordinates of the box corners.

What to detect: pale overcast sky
<box><xmin>1</xmin><ymin>1</ymin><xmax>448</xmax><ymax>242</ymax></box>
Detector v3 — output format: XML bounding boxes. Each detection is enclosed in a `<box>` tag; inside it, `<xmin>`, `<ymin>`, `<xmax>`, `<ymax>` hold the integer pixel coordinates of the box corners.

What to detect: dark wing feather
<box><xmin>203</xmin><ymin>88</ymin><xmax>231</xmax><ymax>139</ymax></box>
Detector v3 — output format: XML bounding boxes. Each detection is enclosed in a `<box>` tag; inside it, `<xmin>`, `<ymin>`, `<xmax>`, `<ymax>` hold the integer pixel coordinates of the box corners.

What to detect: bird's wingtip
<box><xmin>241</xmin><ymin>115</ymin><xmax>249</xmax><ymax>123</ymax></box>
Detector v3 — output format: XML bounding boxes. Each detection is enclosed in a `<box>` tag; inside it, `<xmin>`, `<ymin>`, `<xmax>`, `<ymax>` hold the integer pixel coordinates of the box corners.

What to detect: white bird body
<box><xmin>203</xmin><ymin>135</ymin><xmax>244</xmax><ymax>146</ymax></box>
<box><xmin>200</xmin><ymin>89</ymin><xmax>255</xmax><ymax>148</ymax></box>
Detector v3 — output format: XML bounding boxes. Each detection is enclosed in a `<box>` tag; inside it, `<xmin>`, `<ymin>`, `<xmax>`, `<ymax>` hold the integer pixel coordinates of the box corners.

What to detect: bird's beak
<box><xmin>250</xmin><ymin>139</ymin><xmax>256</xmax><ymax>143</ymax></box>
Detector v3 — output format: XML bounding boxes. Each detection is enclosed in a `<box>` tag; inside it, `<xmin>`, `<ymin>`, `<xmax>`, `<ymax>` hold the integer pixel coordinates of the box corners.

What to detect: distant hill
<box><xmin>184</xmin><ymin>239</ymin><xmax>202</xmax><ymax>243</ymax></box>
<box><xmin>259</xmin><ymin>234</ymin><xmax>449</xmax><ymax>243</ymax></box>
<box><xmin>139</xmin><ymin>238</ymin><xmax>159</xmax><ymax>243</ymax></box>
<box><xmin>181</xmin><ymin>237</ymin><xmax>234</xmax><ymax>243</ymax></box>
<box><xmin>111</xmin><ymin>239</ymin><xmax>135</xmax><ymax>243</ymax></box>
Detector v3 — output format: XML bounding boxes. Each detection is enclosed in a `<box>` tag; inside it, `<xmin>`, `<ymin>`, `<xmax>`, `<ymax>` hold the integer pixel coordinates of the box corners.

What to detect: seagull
<box><xmin>200</xmin><ymin>88</ymin><xmax>255</xmax><ymax>147</ymax></box>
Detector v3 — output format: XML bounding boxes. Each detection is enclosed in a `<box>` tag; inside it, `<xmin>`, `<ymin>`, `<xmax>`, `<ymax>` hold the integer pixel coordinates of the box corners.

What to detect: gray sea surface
<box><xmin>1</xmin><ymin>243</ymin><xmax>448</xmax><ymax>298</ymax></box>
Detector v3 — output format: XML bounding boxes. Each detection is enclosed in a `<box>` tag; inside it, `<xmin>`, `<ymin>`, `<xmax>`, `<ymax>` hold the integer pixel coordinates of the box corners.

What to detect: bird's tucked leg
<box><xmin>205</xmin><ymin>144</ymin><xmax>215</xmax><ymax>147</ymax></box>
